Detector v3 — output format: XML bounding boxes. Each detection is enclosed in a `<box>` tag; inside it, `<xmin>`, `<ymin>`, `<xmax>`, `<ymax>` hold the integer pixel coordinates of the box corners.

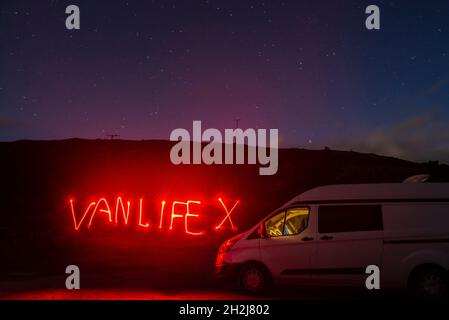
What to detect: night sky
<box><xmin>1</xmin><ymin>0</ymin><xmax>448</xmax><ymax>163</ymax></box>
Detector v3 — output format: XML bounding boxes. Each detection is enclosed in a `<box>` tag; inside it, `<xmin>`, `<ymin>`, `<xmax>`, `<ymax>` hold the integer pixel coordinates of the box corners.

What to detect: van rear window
<box><xmin>318</xmin><ymin>205</ymin><xmax>383</xmax><ymax>233</ymax></box>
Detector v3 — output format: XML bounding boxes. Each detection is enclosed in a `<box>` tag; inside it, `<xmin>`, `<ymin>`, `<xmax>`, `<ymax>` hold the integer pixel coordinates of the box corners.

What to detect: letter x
<box><xmin>215</xmin><ymin>198</ymin><xmax>239</xmax><ymax>230</ymax></box>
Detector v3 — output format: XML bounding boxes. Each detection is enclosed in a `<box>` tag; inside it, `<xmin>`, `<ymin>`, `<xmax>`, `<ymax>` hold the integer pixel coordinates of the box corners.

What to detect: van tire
<box><xmin>239</xmin><ymin>263</ymin><xmax>271</xmax><ymax>295</ymax></box>
<box><xmin>409</xmin><ymin>266</ymin><xmax>448</xmax><ymax>300</ymax></box>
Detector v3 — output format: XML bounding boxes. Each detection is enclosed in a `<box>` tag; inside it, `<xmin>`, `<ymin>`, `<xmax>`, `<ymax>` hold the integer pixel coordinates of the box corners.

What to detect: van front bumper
<box><xmin>214</xmin><ymin>263</ymin><xmax>241</xmax><ymax>280</ymax></box>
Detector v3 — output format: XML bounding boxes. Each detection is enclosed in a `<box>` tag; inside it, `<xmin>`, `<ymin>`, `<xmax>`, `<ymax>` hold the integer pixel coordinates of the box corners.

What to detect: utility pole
<box><xmin>105</xmin><ymin>134</ymin><xmax>120</xmax><ymax>164</ymax></box>
<box><xmin>106</xmin><ymin>134</ymin><xmax>120</xmax><ymax>140</ymax></box>
<box><xmin>235</xmin><ymin>117</ymin><xmax>240</xmax><ymax>129</ymax></box>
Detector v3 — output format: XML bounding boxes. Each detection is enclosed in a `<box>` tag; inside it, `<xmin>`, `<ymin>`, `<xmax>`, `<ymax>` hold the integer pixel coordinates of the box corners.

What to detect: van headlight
<box><xmin>216</xmin><ymin>234</ymin><xmax>243</xmax><ymax>266</ymax></box>
<box><xmin>218</xmin><ymin>238</ymin><xmax>237</xmax><ymax>255</ymax></box>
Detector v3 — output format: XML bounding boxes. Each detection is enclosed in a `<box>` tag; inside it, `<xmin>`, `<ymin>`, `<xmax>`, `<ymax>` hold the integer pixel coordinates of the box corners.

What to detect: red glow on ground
<box><xmin>0</xmin><ymin>289</ymin><xmax>256</xmax><ymax>300</ymax></box>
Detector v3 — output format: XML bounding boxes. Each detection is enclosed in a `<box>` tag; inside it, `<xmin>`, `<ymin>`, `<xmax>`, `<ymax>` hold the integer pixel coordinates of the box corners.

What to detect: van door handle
<box><xmin>320</xmin><ymin>235</ymin><xmax>333</xmax><ymax>240</ymax></box>
<box><xmin>301</xmin><ymin>236</ymin><xmax>314</xmax><ymax>241</ymax></box>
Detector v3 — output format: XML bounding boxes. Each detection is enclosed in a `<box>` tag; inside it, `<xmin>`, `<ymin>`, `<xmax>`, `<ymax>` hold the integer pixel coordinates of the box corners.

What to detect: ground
<box><xmin>0</xmin><ymin>275</ymin><xmax>395</xmax><ymax>300</ymax></box>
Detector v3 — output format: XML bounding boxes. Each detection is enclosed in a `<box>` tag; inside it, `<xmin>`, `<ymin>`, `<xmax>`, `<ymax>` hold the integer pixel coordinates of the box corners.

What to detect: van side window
<box><xmin>318</xmin><ymin>205</ymin><xmax>382</xmax><ymax>233</ymax></box>
<box><xmin>265</xmin><ymin>207</ymin><xmax>310</xmax><ymax>237</ymax></box>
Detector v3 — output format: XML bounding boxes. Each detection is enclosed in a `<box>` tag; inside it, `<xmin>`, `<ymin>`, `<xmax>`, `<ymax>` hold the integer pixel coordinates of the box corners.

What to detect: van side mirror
<box><xmin>257</xmin><ymin>223</ymin><xmax>267</xmax><ymax>239</ymax></box>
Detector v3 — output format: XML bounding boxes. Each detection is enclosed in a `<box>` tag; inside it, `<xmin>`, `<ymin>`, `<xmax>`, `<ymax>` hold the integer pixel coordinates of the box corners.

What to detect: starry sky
<box><xmin>1</xmin><ymin>0</ymin><xmax>449</xmax><ymax>163</ymax></box>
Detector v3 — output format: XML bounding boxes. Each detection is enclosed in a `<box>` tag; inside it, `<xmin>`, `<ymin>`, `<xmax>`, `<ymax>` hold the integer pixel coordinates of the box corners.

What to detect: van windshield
<box><xmin>265</xmin><ymin>207</ymin><xmax>309</xmax><ymax>237</ymax></box>
<box><xmin>265</xmin><ymin>211</ymin><xmax>285</xmax><ymax>237</ymax></box>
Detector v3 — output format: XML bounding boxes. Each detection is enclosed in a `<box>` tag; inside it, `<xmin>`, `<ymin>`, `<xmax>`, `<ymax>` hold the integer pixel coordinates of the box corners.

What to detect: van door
<box><xmin>259</xmin><ymin>206</ymin><xmax>317</xmax><ymax>284</ymax></box>
<box><xmin>315</xmin><ymin>204</ymin><xmax>383</xmax><ymax>286</ymax></box>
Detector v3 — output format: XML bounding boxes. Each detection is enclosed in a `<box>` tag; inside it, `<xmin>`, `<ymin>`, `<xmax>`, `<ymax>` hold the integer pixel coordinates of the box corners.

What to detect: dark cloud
<box><xmin>329</xmin><ymin>114</ymin><xmax>449</xmax><ymax>164</ymax></box>
<box><xmin>0</xmin><ymin>115</ymin><xmax>17</xmax><ymax>129</ymax></box>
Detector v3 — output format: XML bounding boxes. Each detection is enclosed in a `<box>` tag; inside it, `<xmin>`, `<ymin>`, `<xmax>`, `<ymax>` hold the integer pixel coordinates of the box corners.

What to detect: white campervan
<box><xmin>215</xmin><ymin>183</ymin><xmax>449</xmax><ymax>299</ymax></box>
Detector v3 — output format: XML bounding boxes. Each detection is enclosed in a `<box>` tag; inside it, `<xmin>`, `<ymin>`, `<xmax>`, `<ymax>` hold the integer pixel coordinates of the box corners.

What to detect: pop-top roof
<box><xmin>286</xmin><ymin>183</ymin><xmax>449</xmax><ymax>205</ymax></box>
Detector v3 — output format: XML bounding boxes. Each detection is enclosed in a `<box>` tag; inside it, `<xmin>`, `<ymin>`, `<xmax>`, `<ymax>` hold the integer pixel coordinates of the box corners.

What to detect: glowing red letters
<box><xmin>215</xmin><ymin>198</ymin><xmax>239</xmax><ymax>231</ymax></box>
<box><xmin>69</xmin><ymin>197</ymin><xmax>239</xmax><ymax>235</ymax></box>
<box><xmin>169</xmin><ymin>201</ymin><xmax>203</xmax><ymax>235</ymax></box>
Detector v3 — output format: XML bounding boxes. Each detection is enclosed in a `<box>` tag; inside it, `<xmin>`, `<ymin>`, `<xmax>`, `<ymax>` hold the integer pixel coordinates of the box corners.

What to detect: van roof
<box><xmin>287</xmin><ymin>183</ymin><xmax>449</xmax><ymax>205</ymax></box>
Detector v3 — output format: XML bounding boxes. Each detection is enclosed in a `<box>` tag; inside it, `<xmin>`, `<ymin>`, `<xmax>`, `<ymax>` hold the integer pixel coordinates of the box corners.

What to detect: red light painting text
<box><xmin>69</xmin><ymin>197</ymin><xmax>239</xmax><ymax>236</ymax></box>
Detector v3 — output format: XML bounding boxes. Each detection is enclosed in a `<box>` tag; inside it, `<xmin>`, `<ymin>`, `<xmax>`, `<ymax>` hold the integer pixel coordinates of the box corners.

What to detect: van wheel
<box><xmin>410</xmin><ymin>266</ymin><xmax>448</xmax><ymax>300</ymax></box>
<box><xmin>239</xmin><ymin>263</ymin><xmax>271</xmax><ymax>294</ymax></box>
